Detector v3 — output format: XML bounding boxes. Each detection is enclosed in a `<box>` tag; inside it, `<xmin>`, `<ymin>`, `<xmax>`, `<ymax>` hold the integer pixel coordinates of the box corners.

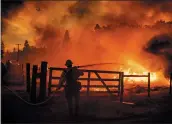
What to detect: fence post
<box><xmin>95</xmin><ymin>72</ymin><xmax>113</xmax><ymax>97</ymax></box>
<box><xmin>26</xmin><ymin>63</ymin><xmax>30</xmax><ymax>93</ymax></box>
<box><xmin>118</xmin><ymin>73</ymin><xmax>121</xmax><ymax>96</ymax></box>
<box><xmin>39</xmin><ymin>61</ymin><xmax>48</xmax><ymax>101</ymax></box>
<box><xmin>48</xmin><ymin>68</ymin><xmax>52</xmax><ymax>96</ymax></box>
<box><xmin>22</xmin><ymin>64</ymin><xmax>23</xmax><ymax>70</ymax></box>
<box><xmin>148</xmin><ymin>72</ymin><xmax>150</xmax><ymax>97</ymax></box>
<box><xmin>169</xmin><ymin>73</ymin><xmax>172</xmax><ymax>95</ymax></box>
<box><xmin>30</xmin><ymin>65</ymin><xmax>38</xmax><ymax>103</ymax></box>
<box><xmin>120</xmin><ymin>72</ymin><xmax>124</xmax><ymax>103</ymax></box>
<box><xmin>22</xmin><ymin>64</ymin><xmax>24</xmax><ymax>83</ymax></box>
<box><xmin>87</xmin><ymin>72</ymin><xmax>91</xmax><ymax>97</ymax></box>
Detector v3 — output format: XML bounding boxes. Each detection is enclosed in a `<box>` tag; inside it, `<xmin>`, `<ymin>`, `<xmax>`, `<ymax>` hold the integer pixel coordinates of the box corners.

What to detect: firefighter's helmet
<box><xmin>65</xmin><ymin>59</ymin><xmax>73</xmax><ymax>66</ymax></box>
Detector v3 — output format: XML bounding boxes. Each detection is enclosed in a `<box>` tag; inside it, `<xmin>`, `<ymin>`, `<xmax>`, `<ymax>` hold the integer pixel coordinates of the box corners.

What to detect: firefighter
<box><xmin>57</xmin><ymin>59</ymin><xmax>84</xmax><ymax>117</ymax></box>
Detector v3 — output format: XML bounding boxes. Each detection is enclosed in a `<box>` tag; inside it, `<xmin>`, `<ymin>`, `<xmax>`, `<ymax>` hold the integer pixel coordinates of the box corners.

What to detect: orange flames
<box><xmin>118</xmin><ymin>60</ymin><xmax>157</xmax><ymax>82</ymax></box>
<box><xmin>2</xmin><ymin>1</ymin><xmax>172</xmax><ymax>50</ymax></box>
<box><xmin>112</xmin><ymin>59</ymin><xmax>169</xmax><ymax>87</ymax></box>
<box><xmin>2</xmin><ymin>1</ymin><xmax>172</xmax><ymax>88</ymax></box>
<box><xmin>123</xmin><ymin>71</ymin><xmax>157</xmax><ymax>82</ymax></box>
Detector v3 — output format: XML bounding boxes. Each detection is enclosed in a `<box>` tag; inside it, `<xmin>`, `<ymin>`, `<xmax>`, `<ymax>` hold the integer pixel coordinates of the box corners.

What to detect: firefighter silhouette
<box><xmin>57</xmin><ymin>59</ymin><xmax>84</xmax><ymax>117</ymax></box>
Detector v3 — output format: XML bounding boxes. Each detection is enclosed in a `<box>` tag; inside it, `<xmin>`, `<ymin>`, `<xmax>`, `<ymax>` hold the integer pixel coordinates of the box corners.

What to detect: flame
<box><xmin>114</xmin><ymin>60</ymin><xmax>158</xmax><ymax>83</ymax></box>
<box><xmin>2</xmin><ymin>1</ymin><xmax>171</xmax><ymax>91</ymax></box>
<box><xmin>122</xmin><ymin>69</ymin><xmax>157</xmax><ymax>82</ymax></box>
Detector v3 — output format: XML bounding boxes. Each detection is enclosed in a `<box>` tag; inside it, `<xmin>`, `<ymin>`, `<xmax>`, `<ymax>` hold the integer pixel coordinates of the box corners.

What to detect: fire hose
<box><xmin>3</xmin><ymin>62</ymin><xmax>125</xmax><ymax>106</ymax></box>
<box><xmin>2</xmin><ymin>62</ymin><xmax>160</xmax><ymax>108</ymax></box>
<box><xmin>76</xmin><ymin>62</ymin><xmax>125</xmax><ymax>68</ymax></box>
<box><xmin>3</xmin><ymin>85</ymin><xmax>161</xmax><ymax>115</ymax></box>
<box><xmin>3</xmin><ymin>85</ymin><xmax>58</xmax><ymax>106</ymax></box>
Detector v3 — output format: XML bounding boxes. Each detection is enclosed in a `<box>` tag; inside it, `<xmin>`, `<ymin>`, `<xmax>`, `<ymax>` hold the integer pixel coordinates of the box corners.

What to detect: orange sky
<box><xmin>2</xmin><ymin>1</ymin><xmax>172</xmax><ymax>51</ymax></box>
<box><xmin>1</xmin><ymin>1</ymin><xmax>172</xmax><ymax>85</ymax></box>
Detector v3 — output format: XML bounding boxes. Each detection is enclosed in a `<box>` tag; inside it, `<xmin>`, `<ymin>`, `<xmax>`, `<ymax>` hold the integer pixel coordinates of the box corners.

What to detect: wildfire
<box><xmin>114</xmin><ymin>60</ymin><xmax>157</xmax><ymax>83</ymax></box>
<box><xmin>122</xmin><ymin>69</ymin><xmax>157</xmax><ymax>82</ymax></box>
<box><xmin>2</xmin><ymin>1</ymin><xmax>171</xmax><ymax>88</ymax></box>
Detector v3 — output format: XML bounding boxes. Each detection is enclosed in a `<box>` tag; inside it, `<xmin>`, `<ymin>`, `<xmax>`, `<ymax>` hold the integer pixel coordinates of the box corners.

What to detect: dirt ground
<box><xmin>2</xmin><ymin>85</ymin><xmax>172</xmax><ymax>123</ymax></box>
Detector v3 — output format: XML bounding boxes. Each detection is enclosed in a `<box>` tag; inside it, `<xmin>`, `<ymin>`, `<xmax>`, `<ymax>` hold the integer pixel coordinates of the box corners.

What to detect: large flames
<box><xmin>2</xmin><ymin>1</ymin><xmax>172</xmax><ymax>89</ymax></box>
<box><xmin>112</xmin><ymin>59</ymin><xmax>169</xmax><ymax>88</ymax></box>
<box><xmin>116</xmin><ymin>60</ymin><xmax>158</xmax><ymax>82</ymax></box>
<box><xmin>123</xmin><ymin>71</ymin><xmax>157</xmax><ymax>82</ymax></box>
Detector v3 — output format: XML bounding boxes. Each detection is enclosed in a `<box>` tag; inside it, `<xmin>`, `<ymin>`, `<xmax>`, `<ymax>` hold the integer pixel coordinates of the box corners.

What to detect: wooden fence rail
<box><xmin>170</xmin><ymin>73</ymin><xmax>172</xmax><ymax>95</ymax></box>
<box><xmin>123</xmin><ymin>73</ymin><xmax>151</xmax><ymax>97</ymax></box>
<box><xmin>51</xmin><ymin>84</ymin><xmax>119</xmax><ymax>88</ymax></box>
<box><xmin>47</xmin><ymin>67</ymin><xmax>152</xmax><ymax>102</ymax></box>
<box><xmin>26</xmin><ymin>62</ymin><xmax>153</xmax><ymax>103</ymax></box>
<box><xmin>51</xmin><ymin>77</ymin><xmax>120</xmax><ymax>81</ymax></box>
<box><xmin>49</xmin><ymin>67</ymin><xmax>121</xmax><ymax>74</ymax></box>
<box><xmin>48</xmin><ymin>67</ymin><xmax>122</xmax><ymax>99</ymax></box>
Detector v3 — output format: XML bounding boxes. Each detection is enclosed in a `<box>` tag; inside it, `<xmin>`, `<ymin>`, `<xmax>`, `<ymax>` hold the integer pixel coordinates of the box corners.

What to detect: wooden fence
<box><xmin>26</xmin><ymin>62</ymin><xmax>47</xmax><ymax>103</ymax></box>
<box><xmin>26</xmin><ymin>61</ymin><xmax>163</xmax><ymax>103</ymax></box>
<box><xmin>170</xmin><ymin>73</ymin><xmax>172</xmax><ymax>95</ymax></box>
<box><xmin>48</xmin><ymin>67</ymin><xmax>151</xmax><ymax>102</ymax></box>
<box><xmin>48</xmin><ymin>67</ymin><xmax>122</xmax><ymax>97</ymax></box>
<box><xmin>123</xmin><ymin>73</ymin><xmax>151</xmax><ymax>97</ymax></box>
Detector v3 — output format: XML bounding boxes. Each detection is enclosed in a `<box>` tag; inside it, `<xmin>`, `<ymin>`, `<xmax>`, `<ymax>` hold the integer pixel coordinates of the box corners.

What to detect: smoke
<box><xmin>1</xmin><ymin>1</ymin><xmax>23</xmax><ymax>34</ymax></box>
<box><xmin>34</xmin><ymin>25</ymin><xmax>62</xmax><ymax>49</ymax></box>
<box><xmin>144</xmin><ymin>34</ymin><xmax>172</xmax><ymax>78</ymax></box>
<box><xmin>2</xmin><ymin>1</ymin><xmax>172</xmax><ymax>82</ymax></box>
<box><xmin>68</xmin><ymin>1</ymin><xmax>96</xmax><ymax>19</ymax></box>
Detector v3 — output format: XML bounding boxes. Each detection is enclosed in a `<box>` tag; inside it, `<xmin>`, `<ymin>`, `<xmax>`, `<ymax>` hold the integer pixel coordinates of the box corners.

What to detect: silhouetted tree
<box><xmin>1</xmin><ymin>50</ymin><xmax>4</xmax><ymax>59</ymax></box>
<box><xmin>13</xmin><ymin>48</ymin><xmax>16</xmax><ymax>53</ymax></box>
<box><xmin>6</xmin><ymin>50</ymin><xmax>9</xmax><ymax>54</ymax></box>
<box><xmin>64</xmin><ymin>30</ymin><xmax>70</xmax><ymax>41</ymax></box>
<box><xmin>63</xmin><ymin>30</ymin><xmax>70</xmax><ymax>46</ymax></box>
<box><xmin>94</xmin><ymin>24</ymin><xmax>101</xmax><ymax>30</ymax></box>
<box><xmin>23</xmin><ymin>40</ymin><xmax>30</xmax><ymax>51</ymax></box>
<box><xmin>1</xmin><ymin>41</ymin><xmax>5</xmax><ymax>52</ymax></box>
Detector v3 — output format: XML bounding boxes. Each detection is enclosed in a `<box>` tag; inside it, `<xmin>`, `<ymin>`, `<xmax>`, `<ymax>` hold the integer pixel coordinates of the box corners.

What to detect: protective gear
<box><xmin>64</xmin><ymin>67</ymin><xmax>80</xmax><ymax>116</ymax></box>
<box><xmin>65</xmin><ymin>59</ymin><xmax>73</xmax><ymax>66</ymax></box>
<box><xmin>71</xmin><ymin>66</ymin><xmax>83</xmax><ymax>80</ymax></box>
<box><xmin>77</xmin><ymin>81</ymin><xmax>82</xmax><ymax>90</ymax></box>
<box><xmin>58</xmin><ymin>64</ymin><xmax>84</xmax><ymax>117</ymax></box>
